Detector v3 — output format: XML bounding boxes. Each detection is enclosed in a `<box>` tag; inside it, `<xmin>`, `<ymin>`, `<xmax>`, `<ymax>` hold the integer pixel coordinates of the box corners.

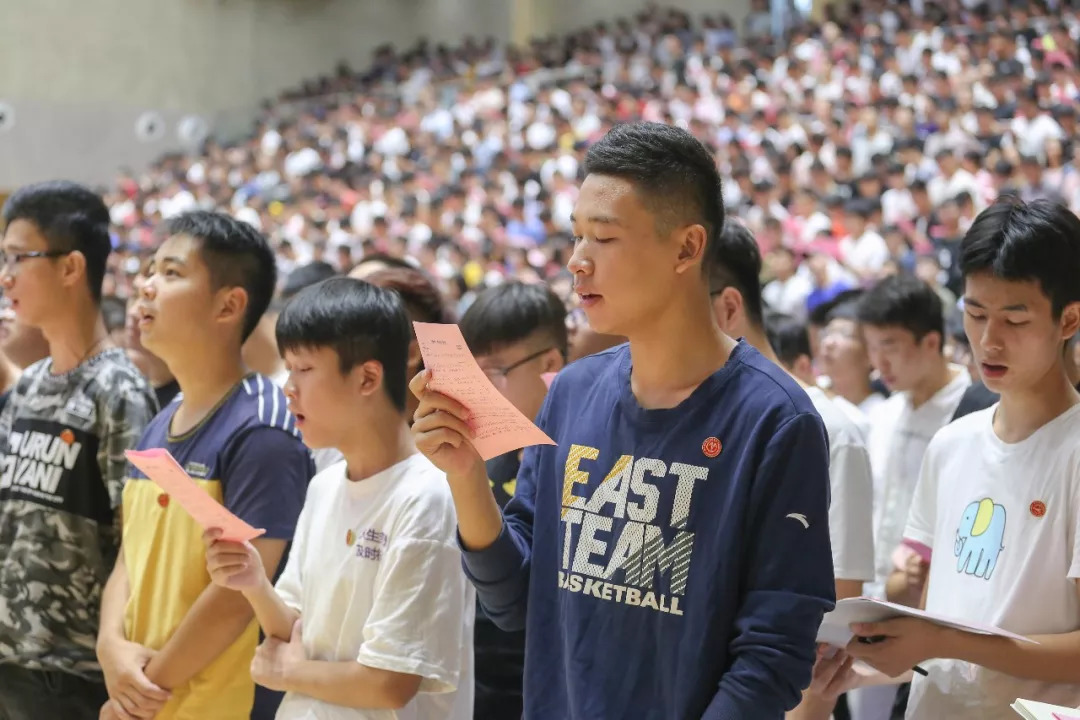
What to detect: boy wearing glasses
<box><xmin>0</xmin><ymin>182</ymin><xmax>157</xmax><ymax>719</ymax></box>
<box><xmin>459</xmin><ymin>281</ymin><xmax>568</xmax><ymax>720</ymax></box>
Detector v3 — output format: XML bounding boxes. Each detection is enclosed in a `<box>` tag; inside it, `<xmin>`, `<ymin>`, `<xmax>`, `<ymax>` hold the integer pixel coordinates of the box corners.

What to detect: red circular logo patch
<box><xmin>1030</xmin><ymin>501</ymin><xmax>1047</xmax><ymax>518</ymax></box>
<box><xmin>60</xmin><ymin>429</ymin><xmax>75</xmax><ymax>445</ymax></box>
<box><xmin>702</xmin><ymin>437</ymin><xmax>722</xmax><ymax>458</ymax></box>
<box><xmin>157</xmin><ymin>493</ymin><xmax>170</xmax><ymax>508</ymax></box>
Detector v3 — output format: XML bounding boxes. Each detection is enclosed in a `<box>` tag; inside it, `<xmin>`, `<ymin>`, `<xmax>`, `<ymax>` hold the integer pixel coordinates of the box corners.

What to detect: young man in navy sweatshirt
<box><xmin>410</xmin><ymin>122</ymin><xmax>836</xmax><ymax>719</ymax></box>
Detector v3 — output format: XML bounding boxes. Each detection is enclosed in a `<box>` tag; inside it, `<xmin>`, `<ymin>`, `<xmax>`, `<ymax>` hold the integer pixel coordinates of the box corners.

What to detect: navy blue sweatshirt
<box><xmin>462</xmin><ymin>342</ymin><xmax>836</xmax><ymax>719</ymax></box>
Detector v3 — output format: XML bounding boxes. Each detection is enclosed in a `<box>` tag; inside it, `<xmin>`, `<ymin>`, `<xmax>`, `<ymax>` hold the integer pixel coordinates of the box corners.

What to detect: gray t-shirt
<box><xmin>0</xmin><ymin>348</ymin><xmax>156</xmax><ymax>679</ymax></box>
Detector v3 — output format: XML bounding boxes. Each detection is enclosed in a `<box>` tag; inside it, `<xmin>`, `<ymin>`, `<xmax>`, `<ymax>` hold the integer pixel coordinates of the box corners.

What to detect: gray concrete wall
<box><xmin>0</xmin><ymin>0</ymin><xmax>745</xmax><ymax>189</ymax></box>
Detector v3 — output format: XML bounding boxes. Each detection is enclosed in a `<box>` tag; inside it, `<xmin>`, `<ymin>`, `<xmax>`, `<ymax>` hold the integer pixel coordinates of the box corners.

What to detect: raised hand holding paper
<box><xmin>125</xmin><ymin>448</ymin><xmax>266</xmax><ymax>542</ymax></box>
<box><xmin>413</xmin><ymin>322</ymin><xmax>556</xmax><ymax>460</ymax></box>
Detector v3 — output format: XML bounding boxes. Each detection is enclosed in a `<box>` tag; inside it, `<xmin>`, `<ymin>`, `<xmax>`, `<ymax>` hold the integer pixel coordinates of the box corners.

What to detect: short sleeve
<box><xmin>828</xmin><ymin>440</ymin><xmax>876</xmax><ymax>582</ymax></box>
<box><xmin>221</xmin><ymin>426</ymin><xmax>313</xmax><ymax>540</ymax></box>
<box><xmin>273</xmin><ymin>499</ymin><xmax>312</xmax><ymax>613</ymax></box>
<box><xmin>904</xmin><ymin>439</ymin><xmax>940</xmax><ymax>550</ymax></box>
<box><xmin>357</xmin><ymin>529</ymin><xmax>470</xmax><ymax>692</ymax></box>
<box><xmin>1068</xmin><ymin>453</ymin><xmax>1080</xmax><ymax>580</ymax></box>
<box><xmin>101</xmin><ymin>382</ymin><xmax>158</xmax><ymax>508</ymax></box>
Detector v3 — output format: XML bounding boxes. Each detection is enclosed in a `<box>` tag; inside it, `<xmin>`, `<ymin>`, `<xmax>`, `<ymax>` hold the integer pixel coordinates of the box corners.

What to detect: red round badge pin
<box><xmin>1030</xmin><ymin>501</ymin><xmax>1046</xmax><ymax>518</ymax></box>
<box><xmin>702</xmin><ymin>437</ymin><xmax>722</xmax><ymax>458</ymax></box>
<box><xmin>60</xmin><ymin>429</ymin><xmax>75</xmax><ymax>445</ymax></box>
<box><xmin>157</xmin><ymin>494</ymin><xmax>170</xmax><ymax>508</ymax></box>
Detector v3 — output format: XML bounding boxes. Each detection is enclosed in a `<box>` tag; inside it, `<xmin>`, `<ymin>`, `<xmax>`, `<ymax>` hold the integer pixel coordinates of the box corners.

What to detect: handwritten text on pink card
<box><xmin>413</xmin><ymin>322</ymin><xmax>556</xmax><ymax>460</ymax></box>
<box><xmin>125</xmin><ymin>448</ymin><xmax>266</xmax><ymax>542</ymax></box>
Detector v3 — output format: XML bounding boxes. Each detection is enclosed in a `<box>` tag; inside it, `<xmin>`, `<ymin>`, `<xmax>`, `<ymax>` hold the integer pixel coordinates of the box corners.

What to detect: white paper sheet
<box><xmin>816</xmin><ymin>597</ymin><xmax>1038</xmax><ymax>647</ymax></box>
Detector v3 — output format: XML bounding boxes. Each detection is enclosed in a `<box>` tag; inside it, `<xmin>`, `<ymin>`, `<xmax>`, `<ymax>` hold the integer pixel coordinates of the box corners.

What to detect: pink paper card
<box><xmin>414</xmin><ymin>322</ymin><xmax>557</xmax><ymax>460</ymax></box>
<box><xmin>125</xmin><ymin>448</ymin><xmax>266</xmax><ymax>542</ymax></box>
<box><xmin>541</xmin><ymin>372</ymin><xmax>557</xmax><ymax>389</ymax></box>
<box><xmin>1053</xmin><ymin>714</ymin><xmax>1080</xmax><ymax>720</ymax></box>
<box><xmin>902</xmin><ymin>538</ymin><xmax>932</xmax><ymax>563</ymax></box>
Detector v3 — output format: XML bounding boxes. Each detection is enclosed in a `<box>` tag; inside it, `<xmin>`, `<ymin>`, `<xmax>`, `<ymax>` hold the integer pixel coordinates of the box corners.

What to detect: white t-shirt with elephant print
<box><xmin>904</xmin><ymin>403</ymin><xmax>1080</xmax><ymax>719</ymax></box>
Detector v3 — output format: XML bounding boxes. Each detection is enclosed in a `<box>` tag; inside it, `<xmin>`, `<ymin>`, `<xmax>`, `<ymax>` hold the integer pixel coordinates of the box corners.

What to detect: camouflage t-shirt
<box><xmin>0</xmin><ymin>348</ymin><xmax>156</xmax><ymax>680</ymax></box>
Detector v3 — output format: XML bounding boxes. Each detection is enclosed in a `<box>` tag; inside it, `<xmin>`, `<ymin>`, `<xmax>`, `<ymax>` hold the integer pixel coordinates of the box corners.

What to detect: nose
<box><xmin>140</xmin><ymin>275</ymin><xmax>157</xmax><ymax>301</ymax></box>
<box><xmin>567</xmin><ymin>241</ymin><xmax>592</xmax><ymax>277</ymax></box>
<box><xmin>283</xmin><ymin>374</ymin><xmax>298</xmax><ymax>402</ymax></box>
<box><xmin>979</xmin><ymin>319</ymin><xmax>1005</xmax><ymax>355</ymax></box>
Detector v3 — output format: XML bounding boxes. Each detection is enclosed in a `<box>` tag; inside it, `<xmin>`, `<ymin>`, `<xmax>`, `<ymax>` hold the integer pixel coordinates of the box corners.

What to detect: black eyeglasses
<box><xmin>482</xmin><ymin>347</ymin><xmax>554</xmax><ymax>384</ymax></box>
<box><xmin>0</xmin><ymin>249</ymin><xmax>71</xmax><ymax>271</ymax></box>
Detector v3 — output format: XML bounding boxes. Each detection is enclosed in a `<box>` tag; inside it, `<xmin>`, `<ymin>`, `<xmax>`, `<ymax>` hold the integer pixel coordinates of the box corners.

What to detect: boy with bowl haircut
<box><xmin>206</xmin><ymin>277</ymin><xmax>474</xmax><ymax>720</ymax></box>
<box><xmin>848</xmin><ymin>199</ymin><xmax>1080</xmax><ymax>718</ymax></box>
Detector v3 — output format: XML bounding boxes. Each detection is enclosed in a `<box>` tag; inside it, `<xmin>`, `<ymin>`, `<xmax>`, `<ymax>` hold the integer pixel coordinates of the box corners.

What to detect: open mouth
<box><xmin>578</xmin><ymin>293</ymin><xmax>602</xmax><ymax>307</ymax></box>
<box><xmin>981</xmin><ymin>363</ymin><xmax>1008</xmax><ymax>379</ymax></box>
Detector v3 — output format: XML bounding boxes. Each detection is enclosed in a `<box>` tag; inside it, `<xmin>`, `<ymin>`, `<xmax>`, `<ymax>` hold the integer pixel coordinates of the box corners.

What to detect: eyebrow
<box><xmin>569</xmin><ymin>214</ymin><xmax>623</xmax><ymax>227</ymax></box>
<box><xmin>963</xmin><ymin>298</ymin><xmax>1029</xmax><ymax>311</ymax></box>
<box><xmin>158</xmin><ymin>256</ymin><xmax>187</xmax><ymax>266</ymax></box>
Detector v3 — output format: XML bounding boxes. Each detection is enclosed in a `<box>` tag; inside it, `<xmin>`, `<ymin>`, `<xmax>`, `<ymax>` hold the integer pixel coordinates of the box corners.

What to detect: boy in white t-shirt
<box><xmin>204</xmin><ymin>277</ymin><xmax>474</xmax><ymax>720</ymax></box>
<box><xmin>847</xmin><ymin>199</ymin><xmax>1080</xmax><ymax>719</ymax></box>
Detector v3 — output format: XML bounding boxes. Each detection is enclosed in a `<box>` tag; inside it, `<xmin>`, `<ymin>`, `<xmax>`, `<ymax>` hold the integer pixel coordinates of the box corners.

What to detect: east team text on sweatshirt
<box><xmin>462</xmin><ymin>342</ymin><xmax>836</xmax><ymax>719</ymax></box>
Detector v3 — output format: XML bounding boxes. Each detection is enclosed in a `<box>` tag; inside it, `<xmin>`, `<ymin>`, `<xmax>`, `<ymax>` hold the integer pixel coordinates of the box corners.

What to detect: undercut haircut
<box><xmin>584</xmin><ymin>122</ymin><xmax>725</xmax><ymax>274</ymax></box>
<box><xmin>162</xmin><ymin>211</ymin><xmax>276</xmax><ymax>341</ymax></box>
<box><xmin>2</xmin><ymin>180</ymin><xmax>113</xmax><ymax>303</ymax></box>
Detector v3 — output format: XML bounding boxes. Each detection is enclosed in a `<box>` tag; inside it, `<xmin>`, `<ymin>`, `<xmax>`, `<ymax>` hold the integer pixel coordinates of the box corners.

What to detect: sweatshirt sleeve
<box><xmin>702</xmin><ymin>412</ymin><xmax>836</xmax><ymax>719</ymax></box>
<box><xmin>458</xmin><ymin>392</ymin><xmax>550</xmax><ymax>632</ymax></box>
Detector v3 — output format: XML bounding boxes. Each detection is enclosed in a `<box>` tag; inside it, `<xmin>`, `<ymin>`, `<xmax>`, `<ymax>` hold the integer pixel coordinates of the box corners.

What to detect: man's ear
<box><xmin>540</xmin><ymin>347</ymin><xmax>565</xmax><ymax>373</ymax></box>
<box><xmin>793</xmin><ymin>354</ymin><xmax>815</xmax><ymax>384</ymax></box>
<box><xmin>59</xmin><ymin>250</ymin><xmax>87</xmax><ymax>292</ymax></box>
<box><xmin>350</xmin><ymin>359</ymin><xmax>385</xmax><ymax>399</ymax></box>
<box><xmin>673</xmin><ymin>224</ymin><xmax>708</xmax><ymax>275</ymax></box>
<box><xmin>1060</xmin><ymin>302</ymin><xmax>1080</xmax><ymax>342</ymax></box>
<box><xmin>217</xmin><ymin>287</ymin><xmax>250</xmax><ymax>334</ymax></box>
<box><xmin>711</xmin><ymin>287</ymin><xmax>744</xmax><ymax>334</ymax></box>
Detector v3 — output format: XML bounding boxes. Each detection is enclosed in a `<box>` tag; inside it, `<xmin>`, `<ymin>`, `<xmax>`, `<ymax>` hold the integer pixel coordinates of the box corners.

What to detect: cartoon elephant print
<box><xmin>955</xmin><ymin>498</ymin><xmax>1006</xmax><ymax>580</ymax></box>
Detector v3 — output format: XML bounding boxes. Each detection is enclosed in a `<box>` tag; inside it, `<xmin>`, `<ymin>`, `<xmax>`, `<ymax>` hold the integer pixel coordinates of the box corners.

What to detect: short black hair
<box><xmin>2</xmin><ymin>180</ymin><xmax>112</xmax><ymax>302</ymax></box>
<box><xmin>162</xmin><ymin>211</ymin><xmax>276</xmax><ymax>341</ymax></box>
<box><xmin>276</xmin><ymin>277</ymin><xmax>411</xmax><ymax>412</ymax></box>
<box><xmin>765</xmin><ymin>312</ymin><xmax>812</xmax><ymax>368</ymax></box>
<box><xmin>809</xmin><ymin>289</ymin><xmax>865</xmax><ymax>327</ymax></box>
<box><xmin>856</xmin><ymin>274</ymin><xmax>945</xmax><ymax>348</ymax></box>
<box><xmin>708</xmin><ymin>221</ymin><xmax>765</xmax><ymax>329</ymax></box>
<box><xmin>281</xmin><ymin>261</ymin><xmax>337</xmax><ymax>302</ymax></box>
<box><xmin>461</xmin><ymin>282</ymin><xmax>568</xmax><ymax>360</ymax></box>
<box><xmin>584</xmin><ymin>122</ymin><xmax>725</xmax><ymax>274</ymax></box>
<box><xmin>959</xmin><ymin>198</ymin><xmax>1080</xmax><ymax>317</ymax></box>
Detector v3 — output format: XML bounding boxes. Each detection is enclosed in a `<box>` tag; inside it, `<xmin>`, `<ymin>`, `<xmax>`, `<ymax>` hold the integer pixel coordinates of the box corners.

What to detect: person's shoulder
<box><xmin>387</xmin><ymin>455</ymin><xmax>457</xmax><ymax>540</ymax></box>
<box><xmin>551</xmin><ymin>343</ymin><xmax>626</xmax><ymax>389</ymax></box>
<box><xmin>305</xmin><ymin>459</ymin><xmax>348</xmax><ymax>499</ymax></box>
<box><xmin>933</xmin><ymin>405</ymin><xmax>990</xmax><ymax>450</ymax></box>
<box><xmin>231</xmin><ymin>373</ymin><xmax>302</xmax><ymax>439</ymax></box>
<box><xmin>805</xmin><ymin>386</ymin><xmax>866</xmax><ymax>446</ymax></box>
<box><xmin>89</xmin><ymin>349</ymin><xmax>155</xmax><ymax>404</ymax></box>
<box><xmin>729</xmin><ymin>344</ymin><xmax>819</xmax><ymax>423</ymax></box>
